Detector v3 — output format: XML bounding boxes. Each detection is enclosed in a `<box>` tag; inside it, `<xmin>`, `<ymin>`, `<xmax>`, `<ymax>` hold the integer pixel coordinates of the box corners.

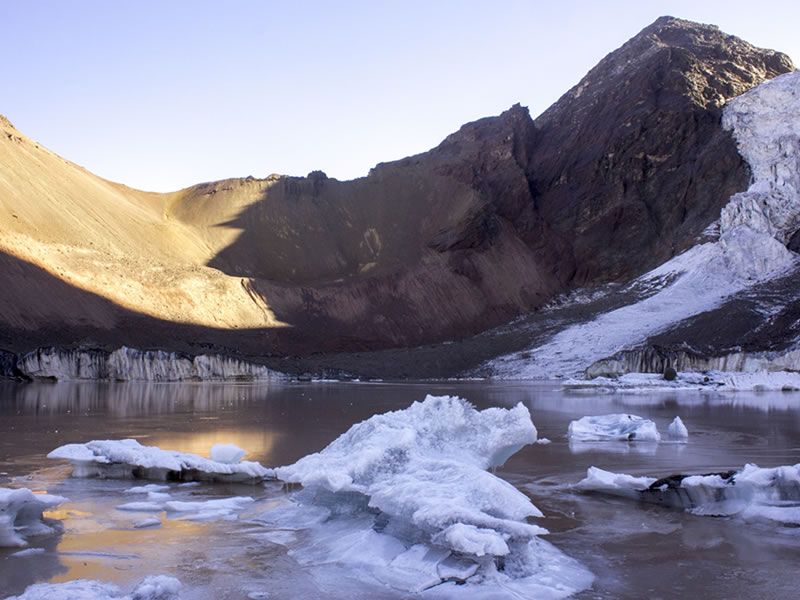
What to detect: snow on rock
<box><xmin>567</xmin><ymin>414</ymin><xmax>661</xmax><ymax>442</ymax></box>
<box><xmin>5</xmin><ymin>575</ymin><xmax>181</xmax><ymax>600</ymax></box>
<box><xmin>564</xmin><ymin>370</ymin><xmax>800</xmax><ymax>392</ymax></box>
<box><xmin>576</xmin><ymin>463</ymin><xmax>800</xmax><ymax>526</ymax></box>
<box><xmin>48</xmin><ymin>439</ymin><xmax>273</xmax><ymax>483</ymax></box>
<box><xmin>487</xmin><ymin>71</ymin><xmax>800</xmax><ymax>380</ymax></box>
<box><xmin>18</xmin><ymin>346</ymin><xmax>283</xmax><ymax>382</ymax></box>
<box><xmin>266</xmin><ymin>395</ymin><xmax>593</xmax><ymax>598</ymax></box>
<box><xmin>0</xmin><ymin>487</ymin><xmax>66</xmax><ymax>547</ymax></box>
<box><xmin>667</xmin><ymin>416</ymin><xmax>689</xmax><ymax>439</ymax></box>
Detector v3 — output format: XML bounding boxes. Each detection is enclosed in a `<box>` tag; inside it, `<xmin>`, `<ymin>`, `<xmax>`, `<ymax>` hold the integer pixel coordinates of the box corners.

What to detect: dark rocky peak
<box><xmin>435</xmin><ymin>103</ymin><xmax>536</xmax><ymax>162</ymax></box>
<box><xmin>537</xmin><ymin>16</ymin><xmax>794</xmax><ymax>131</ymax></box>
<box><xmin>528</xmin><ymin>17</ymin><xmax>795</xmax><ymax>286</ymax></box>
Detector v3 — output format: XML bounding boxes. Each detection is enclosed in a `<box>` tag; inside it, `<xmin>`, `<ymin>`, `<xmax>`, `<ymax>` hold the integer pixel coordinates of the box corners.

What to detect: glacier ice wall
<box><xmin>16</xmin><ymin>346</ymin><xmax>283</xmax><ymax>382</ymax></box>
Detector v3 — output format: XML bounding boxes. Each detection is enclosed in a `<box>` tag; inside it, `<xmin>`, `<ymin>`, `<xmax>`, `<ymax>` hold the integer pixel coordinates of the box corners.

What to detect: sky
<box><xmin>2</xmin><ymin>1</ymin><xmax>799</xmax><ymax>192</ymax></box>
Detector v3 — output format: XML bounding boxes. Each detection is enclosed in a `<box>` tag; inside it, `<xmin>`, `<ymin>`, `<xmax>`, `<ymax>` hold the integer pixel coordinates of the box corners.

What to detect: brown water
<box><xmin>1</xmin><ymin>381</ymin><xmax>799</xmax><ymax>599</ymax></box>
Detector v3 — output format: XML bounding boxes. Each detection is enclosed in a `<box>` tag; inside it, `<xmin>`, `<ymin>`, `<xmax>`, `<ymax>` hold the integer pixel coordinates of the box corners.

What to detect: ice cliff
<box><xmin>14</xmin><ymin>346</ymin><xmax>282</xmax><ymax>382</ymax></box>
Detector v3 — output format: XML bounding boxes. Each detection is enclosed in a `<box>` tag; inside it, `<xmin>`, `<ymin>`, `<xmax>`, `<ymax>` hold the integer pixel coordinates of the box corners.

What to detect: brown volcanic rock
<box><xmin>530</xmin><ymin>16</ymin><xmax>794</xmax><ymax>284</ymax></box>
<box><xmin>0</xmin><ymin>17</ymin><xmax>795</xmax><ymax>366</ymax></box>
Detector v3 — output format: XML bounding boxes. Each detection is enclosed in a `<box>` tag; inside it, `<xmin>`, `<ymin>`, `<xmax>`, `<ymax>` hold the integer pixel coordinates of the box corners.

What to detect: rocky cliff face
<box><xmin>0</xmin><ymin>17</ymin><xmax>795</xmax><ymax>375</ymax></box>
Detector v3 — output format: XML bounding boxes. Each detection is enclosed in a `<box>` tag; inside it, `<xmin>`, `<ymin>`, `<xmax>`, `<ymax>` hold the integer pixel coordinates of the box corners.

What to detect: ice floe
<box><xmin>263</xmin><ymin>395</ymin><xmax>593</xmax><ymax>598</ymax></box>
<box><xmin>0</xmin><ymin>487</ymin><xmax>65</xmax><ymax>547</ymax></box>
<box><xmin>577</xmin><ymin>463</ymin><xmax>800</xmax><ymax>526</ymax></box>
<box><xmin>667</xmin><ymin>416</ymin><xmax>689</xmax><ymax>440</ymax></box>
<box><xmin>567</xmin><ymin>414</ymin><xmax>661</xmax><ymax>442</ymax></box>
<box><xmin>48</xmin><ymin>439</ymin><xmax>273</xmax><ymax>482</ymax></box>
<box><xmin>5</xmin><ymin>575</ymin><xmax>181</xmax><ymax>600</ymax></box>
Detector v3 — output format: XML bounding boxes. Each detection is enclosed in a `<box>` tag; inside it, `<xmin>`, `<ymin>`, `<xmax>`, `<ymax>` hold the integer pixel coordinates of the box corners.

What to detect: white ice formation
<box><xmin>48</xmin><ymin>439</ymin><xmax>273</xmax><ymax>483</ymax></box>
<box><xmin>564</xmin><ymin>371</ymin><xmax>800</xmax><ymax>392</ymax></box>
<box><xmin>667</xmin><ymin>416</ymin><xmax>689</xmax><ymax>439</ymax></box>
<box><xmin>18</xmin><ymin>346</ymin><xmax>282</xmax><ymax>382</ymax></box>
<box><xmin>0</xmin><ymin>487</ymin><xmax>66</xmax><ymax>547</ymax></box>
<box><xmin>267</xmin><ymin>395</ymin><xmax>593</xmax><ymax>597</ymax></box>
<box><xmin>489</xmin><ymin>71</ymin><xmax>800</xmax><ymax>379</ymax></box>
<box><xmin>567</xmin><ymin>414</ymin><xmax>661</xmax><ymax>442</ymax></box>
<box><xmin>5</xmin><ymin>575</ymin><xmax>181</xmax><ymax>600</ymax></box>
<box><xmin>577</xmin><ymin>463</ymin><xmax>800</xmax><ymax>525</ymax></box>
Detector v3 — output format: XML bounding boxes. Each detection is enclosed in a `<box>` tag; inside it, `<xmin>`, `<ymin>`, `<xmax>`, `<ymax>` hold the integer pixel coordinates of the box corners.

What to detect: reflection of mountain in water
<box><xmin>0</xmin><ymin>381</ymin><xmax>283</xmax><ymax>417</ymax></box>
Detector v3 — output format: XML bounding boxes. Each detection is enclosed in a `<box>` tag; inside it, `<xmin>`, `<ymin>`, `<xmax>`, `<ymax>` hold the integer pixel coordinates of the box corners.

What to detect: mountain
<box><xmin>0</xmin><ymin>16</ymin><xmax>795</xmax><ymax>379</ymax></box>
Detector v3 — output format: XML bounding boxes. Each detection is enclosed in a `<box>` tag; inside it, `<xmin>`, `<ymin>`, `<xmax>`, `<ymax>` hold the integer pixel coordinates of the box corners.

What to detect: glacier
<box><xmin>266</xmin><ymin>395</ymin><xmax>593</xmax><ymax>597</ymax></box>
<box><xmin>487</xmin><ymin>70</ymin><xmax>800</xmax><ymax>379</ymax></box>
<box><xmin>48</xmin><ymin>439</ymin><xmax>273</xmax><ymax>483</ymax></box>
<box><xmin>0</xmin><ymin>487</ymin><xmax>65</xmax><ymax>547</ymax></box>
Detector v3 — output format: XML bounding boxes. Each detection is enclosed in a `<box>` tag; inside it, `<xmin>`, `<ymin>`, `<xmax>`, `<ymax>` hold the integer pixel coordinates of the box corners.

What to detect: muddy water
<box><xmin>1</xmin><ymin>381</ymin><xmax>799</xmax><ymax>599</ymax></box>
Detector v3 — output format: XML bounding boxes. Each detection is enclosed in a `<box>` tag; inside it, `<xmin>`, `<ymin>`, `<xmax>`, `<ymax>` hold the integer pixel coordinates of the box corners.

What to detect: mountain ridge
<box><xmin>0</xmin><ymin>16</ymin><xmax>795</xmax><ymax>378</ymax></box>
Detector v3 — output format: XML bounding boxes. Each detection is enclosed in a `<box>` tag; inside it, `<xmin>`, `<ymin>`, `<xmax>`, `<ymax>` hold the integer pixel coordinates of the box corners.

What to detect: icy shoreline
<box><xmin>564</xmin><ymin>370</ymin><xmax>800</xmax><ymax>393</ymax></box>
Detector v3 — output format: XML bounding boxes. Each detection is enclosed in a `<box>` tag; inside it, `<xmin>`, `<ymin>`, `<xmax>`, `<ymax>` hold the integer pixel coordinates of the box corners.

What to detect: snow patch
<box><xmin>48</xmin><ymin>439</ymin><xmax>273</xmax><ymax>483</ymax></box>
<box><xmin>0</xmin><ymin>487</ymin><xmax>65</xmax><ymax>547</ymax></box>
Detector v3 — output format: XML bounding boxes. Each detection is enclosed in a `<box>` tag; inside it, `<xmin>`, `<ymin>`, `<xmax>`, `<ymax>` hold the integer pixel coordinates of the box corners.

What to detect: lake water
<box><xmin>1</xmin><ymin>381</ymin><xmax>799</xmax><ymax>599</ymax></box>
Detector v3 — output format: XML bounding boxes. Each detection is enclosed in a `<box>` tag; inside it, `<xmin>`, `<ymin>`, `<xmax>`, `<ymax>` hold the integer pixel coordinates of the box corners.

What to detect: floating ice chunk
<box><xmin>576</xmin><ymin>463</ymin><xmax>800</xmax><ymax>526</ymax></box>
<box><xmin>0</xmin><ymin>487</ymin><xmax>66</xmax><ymax>547</ymax></box>
<box><xmin>124</xmin><ymin>484</ymin><xmax>170</xmax><ymax>494</ymax></box>
<box><xmin>568</xmin><ymin>414</ymin><xmax>661</xmax><ymax>442</ymax></box>
<box><xmin>48</xmin><ymin>439</ymin><xmax>273</xmax><ymax>483</ymax></box>
<box><xmin>5</xmin><ymin>575</ymin><xmax>181</xmax><ymax>600</ymax></box>
<box><xmin>117</xmin><ymin>501</ymin><xmax>164</xmax><ymax>512</ymax></box>
<box><xmin>276</xmin><ymin>396</ymin><xmax>542</xmax><ymax>548</ymax></box>
<box><xmin>165</xmin><ymin>496</ymin><xmax>254</xmax><ymax>521</ymax></box>
<box><xmin>209</xmin><ymin>443</ymin><xmax>246</xmax><ymax>464</ymax></box>
<box><xmin>575</xmin><ymin>466</ymin><xmax>656</xmax><ymax>500</ymax></box>
<box><xmin>667</xmin><ymin>417</ymin><xmax>689</xmax><ymax>440</ymax></box>
<box><xmin>10</xmin><ymin>547</ymin><xmax>46</xmax><ymax>557</ymax></box>
<box><xmin>133</xmin><ymin>517</ymin><xmax>161</xmax><ymax>529</ymax></box>
<box><xmin>269</xmin><ymin>396</ymin><xmax>593</xmax><ymax>597</ymax></box>
<box><xmin>535</xmin><ymin>437</ymin><xmax>552</xmax><ymax>445</ymax></box>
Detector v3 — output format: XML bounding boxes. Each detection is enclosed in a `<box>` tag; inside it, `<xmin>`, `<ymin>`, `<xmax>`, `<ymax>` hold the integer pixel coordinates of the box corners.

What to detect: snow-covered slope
<box><xmin>487</xmin><ymin>71</ymin><xmax>800</xmax><ymax>379</ymax></box>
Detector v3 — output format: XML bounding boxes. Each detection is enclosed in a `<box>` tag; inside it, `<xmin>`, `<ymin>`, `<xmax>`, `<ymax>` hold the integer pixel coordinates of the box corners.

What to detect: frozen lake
<box><xmin>1</xmin><ymin>380</ymin><xmax>800</xmax><ymax>599</ymax></box>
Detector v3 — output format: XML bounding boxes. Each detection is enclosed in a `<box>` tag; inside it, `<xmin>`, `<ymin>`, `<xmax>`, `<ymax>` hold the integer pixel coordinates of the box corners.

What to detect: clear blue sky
<box><xmin>2</xmin><ymin>1</ymin><xmax>798</xmax><ymax>192</ymax></box>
